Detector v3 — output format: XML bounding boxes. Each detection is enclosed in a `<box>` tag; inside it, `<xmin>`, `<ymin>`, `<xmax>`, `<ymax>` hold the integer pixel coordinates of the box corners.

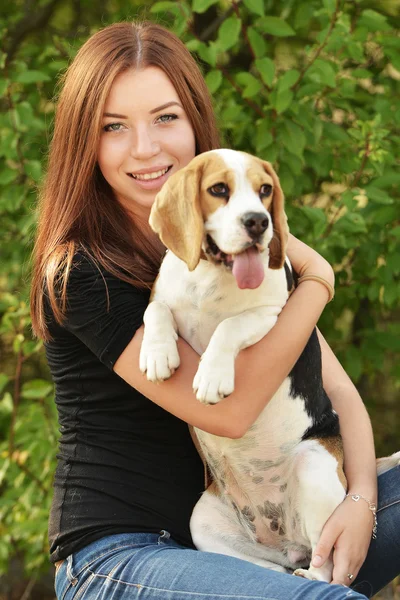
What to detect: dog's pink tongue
<box><xmin>232</xmin><ymin>247</ymin><xmax>264</xmax><ymax>289</ymax></box>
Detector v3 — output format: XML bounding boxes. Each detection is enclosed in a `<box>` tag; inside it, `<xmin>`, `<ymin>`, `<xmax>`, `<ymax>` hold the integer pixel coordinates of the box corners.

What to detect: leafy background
<box><xmin>0</xmin><ymin>0</ymin><xmax>399</xmax><ymax>598</ymax></box>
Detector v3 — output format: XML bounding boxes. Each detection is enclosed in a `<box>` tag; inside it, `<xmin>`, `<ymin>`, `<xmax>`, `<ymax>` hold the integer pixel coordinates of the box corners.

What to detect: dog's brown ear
<box><xmin>149</xmin><ymin>163</ymin><xmax>204</xmax><ymax>271</ymax></box>
<box><xmin>261</xmin><ymin>160</ymin><xmax>289</xmax><ymax>270</ymax></box>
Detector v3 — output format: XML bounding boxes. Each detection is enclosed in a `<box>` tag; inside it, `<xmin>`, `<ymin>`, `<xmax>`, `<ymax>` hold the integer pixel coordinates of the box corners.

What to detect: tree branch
<box><xmin>9</xmin><ymin>348</ymin><xmax>23</xmax><ymax>457</ymax></box>
<box><xmin>5</xmin><ymin>0</ymin><xmax>63</xmax><ymax>66</ymax></box>
<box><xmin>177</xmin><ymin>0</ymin><xmax>266</xmax><ymax>119</ymax></box>
<box><xmin>199</xmin><ymin>4</ymin><xmax>236</xmax><ymax>41</ymax></box>
<box><xmin>293</xmin><ymin>0</ymin><xmax>342</xmax><ymax>91</ymax></box>
<box><xmin>322</xmin><ymin>133</ymin><xmax>371</xmax><ymax>239</ymax></box>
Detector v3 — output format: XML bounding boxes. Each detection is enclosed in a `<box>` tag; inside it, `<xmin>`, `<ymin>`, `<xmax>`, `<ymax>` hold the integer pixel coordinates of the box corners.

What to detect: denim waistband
<box><xmin>65</xmin><ymin>531</ymin><xmax>176</xmax><ymax>583</ymax></box>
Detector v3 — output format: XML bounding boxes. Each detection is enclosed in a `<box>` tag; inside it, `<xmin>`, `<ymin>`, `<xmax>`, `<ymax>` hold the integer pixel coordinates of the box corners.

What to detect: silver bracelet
<box><xmin>346</xmin><ymin>493</ymin><xmax>377</xmax><ymax>539</ymax></box>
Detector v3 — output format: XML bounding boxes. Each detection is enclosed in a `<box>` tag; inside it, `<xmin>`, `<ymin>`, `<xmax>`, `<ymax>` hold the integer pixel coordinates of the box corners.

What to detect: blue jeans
<box><xmin>55</xmin><ymin>467</ymin><xmax>400</xmax><ymax>600</ymax></box>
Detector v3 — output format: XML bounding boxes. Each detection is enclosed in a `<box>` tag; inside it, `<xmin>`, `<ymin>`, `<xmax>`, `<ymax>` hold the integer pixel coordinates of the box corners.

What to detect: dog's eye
<box><xmin>208</xmin><ymin>183</ymin><xmax>229</xmax><ymax>198</ymax></box>
<box><xmin>260</xmin><ymin>184</ymin><xmax>273</xmax><ymax>198</ymax></box>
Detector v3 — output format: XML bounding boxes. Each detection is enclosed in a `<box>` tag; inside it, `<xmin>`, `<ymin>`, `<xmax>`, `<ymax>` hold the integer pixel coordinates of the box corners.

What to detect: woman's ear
<box><xmin>149</xmin><ymin>163</ymin><xmax>204</xmax><ymax>271</ymax></box>
<box><xmin>261</xmin><ymin>160</ymin><xmax>289</xmax><ymax>270</ymax></box>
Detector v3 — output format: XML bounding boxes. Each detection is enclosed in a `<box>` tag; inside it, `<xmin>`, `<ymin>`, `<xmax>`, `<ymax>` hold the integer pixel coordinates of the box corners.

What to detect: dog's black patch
<box><xmin>284</xmin><ymin>262</ymin><xmax>294</xmax><ymax>292</ymax></box>
<box><xmin>289</xmin><ymin>329</ymin><xmax>340</xmax><ymax>440</ymax></box>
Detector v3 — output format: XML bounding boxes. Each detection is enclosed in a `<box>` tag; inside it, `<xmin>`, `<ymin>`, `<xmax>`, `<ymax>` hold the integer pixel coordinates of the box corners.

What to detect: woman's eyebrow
<box><xmin>103</xmin><ymin>101</ymin><xmax>182</xmax><ymax>119</ymax></box>
<box><xmin>104</xmin><ymin>112</ymin><xmax>127</xmax><ymax>118</ymax></box>
<box><xmin>149</xmin><ymin>101</ymin><xmax>183</xmax><ymax>114</ymax></box>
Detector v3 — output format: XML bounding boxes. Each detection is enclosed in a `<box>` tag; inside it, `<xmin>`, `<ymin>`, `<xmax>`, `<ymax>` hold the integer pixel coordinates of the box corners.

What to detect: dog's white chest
<box><xmin>153</xmin><ymin>252</ymin><xmax>288</xmax><ymax>355</ymax></box>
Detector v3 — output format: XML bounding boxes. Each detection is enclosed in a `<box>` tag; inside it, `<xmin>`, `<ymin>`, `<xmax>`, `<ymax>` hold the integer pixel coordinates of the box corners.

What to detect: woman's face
<box><xmin>98</xmin><ymin>67</ymin><xmax>196</xmax><ymax>220</ymax></box>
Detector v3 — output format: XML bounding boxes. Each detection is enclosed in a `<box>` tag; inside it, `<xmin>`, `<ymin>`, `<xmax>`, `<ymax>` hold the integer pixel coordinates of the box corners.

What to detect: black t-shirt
<box><xmin>45</xmin><ymin>252</ymin><xmax>205</xmax><ymax>563</ymax></box>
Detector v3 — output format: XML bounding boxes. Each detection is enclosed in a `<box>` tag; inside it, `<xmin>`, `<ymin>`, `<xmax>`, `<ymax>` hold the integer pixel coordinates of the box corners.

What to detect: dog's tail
<box><xmin>376</xmin><ymin>450</ymin><xmax>400</xmax><ymax>476</ymax></box>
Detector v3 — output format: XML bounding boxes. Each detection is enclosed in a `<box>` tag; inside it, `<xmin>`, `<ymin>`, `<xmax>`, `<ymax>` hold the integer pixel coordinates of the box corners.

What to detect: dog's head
<box><xmin>149</xmin><ymin>149</ymin><xmax>289</xmax><ymax>289</ymax></box>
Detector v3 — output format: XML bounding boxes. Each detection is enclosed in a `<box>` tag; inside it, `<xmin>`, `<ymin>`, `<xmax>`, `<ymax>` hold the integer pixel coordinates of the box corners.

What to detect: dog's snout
<box><xmin>242</xmin><ymin>212</ymin><xmax>269</xmax><ymax>238</ymax></box>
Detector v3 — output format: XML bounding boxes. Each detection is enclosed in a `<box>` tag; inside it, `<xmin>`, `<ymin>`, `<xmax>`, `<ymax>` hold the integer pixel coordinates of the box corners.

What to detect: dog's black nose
<box><xmin>242</xmin><ymin>212</ymin><xmax>269</xmax><ymax>239</ymax></box>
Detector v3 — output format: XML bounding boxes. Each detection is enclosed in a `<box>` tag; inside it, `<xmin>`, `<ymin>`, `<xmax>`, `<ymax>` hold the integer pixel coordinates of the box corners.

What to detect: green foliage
<box><xmin>1</xmin><ymin>0</ymin><xmax>399</xmax><ymax>582</ymax></box>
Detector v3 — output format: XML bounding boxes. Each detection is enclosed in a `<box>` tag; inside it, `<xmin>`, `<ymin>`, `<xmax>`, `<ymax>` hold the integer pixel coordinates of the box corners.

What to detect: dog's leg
<box><xmin>140</xmin><ymin>301</ymin><xmax>180</xmax><ymax>382</ymax></box>
<box><xmin>290</xmin><ymin>439</ymin><xmax>346</xmax><ymax>583</ymax></box>
<box><xmin>376</xmin><ymin>450</ymin><xmax>400</xmax><ymax>475</ymax></box>
<box><xmin>193</xmin><ymin>306</ymin><xmax>281</xmax><ymax>403</ymax></box>
<box><xmin>191</xmin><ymin>486</ymin><xmax>288</xmax><ymax>572</ymax></box>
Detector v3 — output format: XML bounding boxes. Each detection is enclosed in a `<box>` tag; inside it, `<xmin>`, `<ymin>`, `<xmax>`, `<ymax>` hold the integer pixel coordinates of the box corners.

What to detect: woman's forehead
<box><xmin>104</xmin><ymin>67</ymin><xmax>181</xmax><ymax>114</ymax></box>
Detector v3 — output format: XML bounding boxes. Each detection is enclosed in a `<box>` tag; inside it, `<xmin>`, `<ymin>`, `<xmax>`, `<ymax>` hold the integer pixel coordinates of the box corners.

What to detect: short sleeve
<box><xmin>56</xmin><ymin>253</ymin><xmax>150</xmax><ymax>369</ymax></box>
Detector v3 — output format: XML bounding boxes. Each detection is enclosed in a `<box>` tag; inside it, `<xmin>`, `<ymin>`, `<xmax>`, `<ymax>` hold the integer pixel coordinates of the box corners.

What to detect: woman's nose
<box><xmin>130</xmin><ymin>127</ymin><xmax>160</xmax><ymax>159</ymax></box>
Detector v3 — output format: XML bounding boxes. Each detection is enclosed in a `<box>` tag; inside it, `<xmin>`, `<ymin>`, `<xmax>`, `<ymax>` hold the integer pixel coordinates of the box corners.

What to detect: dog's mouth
<box><xmin>205</xmin><ymin>235</ymin><xmax>265</xmax><ymax>289</ymax></box>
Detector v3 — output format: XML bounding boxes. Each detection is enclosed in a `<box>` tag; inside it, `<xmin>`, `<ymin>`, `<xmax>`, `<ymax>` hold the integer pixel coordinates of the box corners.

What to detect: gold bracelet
<box><xmin>346</xmin><ymin>493</ymin><xmax>378</xmax><ymax>539</ymax></box>
<box><xmin>297</xmin><ymin>274</ymin><xmax>335</xmax><ymax>302</ymax></box>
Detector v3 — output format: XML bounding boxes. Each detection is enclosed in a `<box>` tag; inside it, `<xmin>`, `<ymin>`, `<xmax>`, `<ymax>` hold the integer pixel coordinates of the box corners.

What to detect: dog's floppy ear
<box><xmin>261</xmin><ymin>160</ymin><xmax>289</xmax><ymax>270</ymax></box>
<box><xmin>149</xmin><ymin>162</ymin><xmax>204</xmax><ymax>271</ymax></box>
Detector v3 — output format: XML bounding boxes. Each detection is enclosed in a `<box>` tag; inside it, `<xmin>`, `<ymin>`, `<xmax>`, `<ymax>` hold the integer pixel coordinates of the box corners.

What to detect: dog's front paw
<box><xmin>193</xmin><ymin>353</ymin><xmax>235</xmax><ymax>404</ymax></box>
<box><xmin>293</xmin><ymin>567</ymin><xmax>331</xmax><ymax>583</ymax></box>
<box><xmin>139</xmin><ymin>335</ymin><xmax>180</xmax><ymax>383</ymax></box>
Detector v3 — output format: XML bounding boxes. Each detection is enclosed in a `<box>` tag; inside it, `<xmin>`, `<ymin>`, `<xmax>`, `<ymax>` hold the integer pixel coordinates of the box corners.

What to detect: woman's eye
<box><xmin>260</xmin><ymin>184</ymin><xmax>273</xmax><ymax>197</ymax></box>
<box><xmin>157</xmin><ymin>113</ymin><xmax>178</xmax><ymax>124</ymax></box>
<box><xmin>103</xmin><ymin>123</ymin><xmax>123</xmax><ymax>132</ymax></box>
<box><xmin>209</xmin><ymin>183</ymin><xmax>229</xmax><ymax>197</ymax></box>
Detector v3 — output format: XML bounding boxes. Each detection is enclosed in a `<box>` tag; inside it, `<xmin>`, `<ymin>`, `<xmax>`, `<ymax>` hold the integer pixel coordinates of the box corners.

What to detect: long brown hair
<box><xmin>30</xmin><ymin>21</ymin><xmax>220</xmax><ymax>340</ymax></box>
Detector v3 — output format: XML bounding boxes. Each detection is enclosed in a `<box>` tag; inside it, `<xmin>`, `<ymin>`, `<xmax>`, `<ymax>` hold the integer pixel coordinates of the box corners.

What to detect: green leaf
<box><xmin>14</xmin><ymin>102</ymin><xmax>35</xmax><ymax>132</ymax></box>
<box><xmin>299</xmin><ymin>206</ymin><xmax>327</xmax><ymax>236</ymax></box>
<box><xmin>307</xmin><ymin>59</ymin><xmax>336</xmax><ymax>88</ymax></box>
<box><xmin>236</xmin><ymin>72</ymin><xmax>262</xmax><ymax>98</ymax></box>
<box><xmin>274</xmin><ymin>89</ymin><xmax>294</xmax><ymax>115</ymax></box>
<box><xmin>390</xmin><ymin>225</ymin><xmax>400</xmax><ymax>239</ymax></box>
<box><xmin>192</xmin><ymin>0</ymin><xmax>219</xmax><ymax>13</ymax></box>
<box><xmin>277</xmin><ymin>69</ymin><xmax>300</xmax><ymax>93</ymax></box>
<box><xmin>364</xmin><ymin>186</ymin><xmax>393</xmax><ymax>205</ymax></box>
<box><xmin>243</xmin><ymin>0</ymin><xmax>265</xmax><ymax>17</ymax></box>
<box><xmin>218</xmin><ymin>16</ymin><xmax>242</xmax><ymax>51</ymax></box>
<box><xmin>359</xmin><ymin>9</ymin><xmax>391</xmax><ymax>32</ymax></box>
<box><xmin>294</xmin><ymin>4</ymin><xmax>315</xmax><ymax>30</ymax></box>
<box><xmin>0</xmin><ymin>78</ymin><xmax>9</xmax><ymax>98</ymax></box>
<box><xmin>255</xmin><ymin>57</ymin><xmax>275</xmax><ymax>86</ymax></box>
<box><xmin>280</xmin><ymin>121</ymin><xmax>306</xmax><ymax>158</ymax></box>
<box><xmin>383</xmin><ymin>281</ymin><xmax>399</xmax><ymax>307</ymax></box>
<box><xmin>344</xmin><ymin>346</ymin><xmax>363</xmax><ymax>382</ymax></box>
<box><xmin>193</xmin><ymin>41</ymin><xmax>218</xmax><ymax>67</ymax></box>
<box><xmin>151</xmin><ymin>1</ymin><xmax>180</xmax><ymax>12</ymax></box>
<box><xmin>0</xmin><ymin>374</ymin><xmax>9</xmax><ymax>394</ymax></box>
<box><xmin>13</xmin><ymin>333</ymin><xmax>24</xmax><ymax>354</ymax></box>
<box><xmin>14</xmin><ymin>70</ymin><xmax>50</xmax><ymax>84</ymax></box>
<box><xmin>21</xmin><ymin>379</ymin><xmax>53</xmax><ymax>400</ymax></box>
<box><xmin>336</xmin><ymin>212</ymin><xmax>367</xmax><ymax>234</ymax></box>
<box><xmin>258</xmin><ymin>17</ymin><xmax>295</xmax><ymax>37</ymax></box>
<box><xmin>0</xmin><ymin>168</ymin><xmax>18</xmax><ymax>185</ymax></box>
<box><xmin>323</xmin><ymin>0</ymin><xmax>336</xmax><ymax>13</ymax></box>
<box><xmin>346</xmin><ymin>42</ymin><xmax>365</xmax><ymax>63</ymax></box>
<box><xmin>351</xmin><ymin>68</ymin><xmax>373</xmax><ymax>78</ymax></box>
<box><xmin>247</xmin><ymin>27</ymin><xmax>267</xmax><ymax>58</ymax></box>
<box><xmin>205</xmin><ymin>70</ymin><xmax>222</xmax><ymax>93</ymax></box>
<box><xmin>255</xmin><ymin>120</ymin><xmax>273</xmax><ymax>152</ymax></box>
<box><xmin>25</xmin><ymin>160</ymin><xmax>42</xmax><ymax>183</ymax></box>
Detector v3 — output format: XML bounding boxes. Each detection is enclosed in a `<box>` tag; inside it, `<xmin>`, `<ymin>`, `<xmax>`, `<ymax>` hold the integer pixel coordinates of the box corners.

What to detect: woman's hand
<box><xmin>312</xmin><ymin>496</ymin><xmax>375</xmax><ymax>585</ymax></box>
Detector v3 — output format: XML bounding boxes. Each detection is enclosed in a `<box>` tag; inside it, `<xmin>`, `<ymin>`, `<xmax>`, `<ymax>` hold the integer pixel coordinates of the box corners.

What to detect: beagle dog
<box><xmin>140</xmin><ymin>149</ymin><xmax>399</xmax><ymax>581</ymax></box>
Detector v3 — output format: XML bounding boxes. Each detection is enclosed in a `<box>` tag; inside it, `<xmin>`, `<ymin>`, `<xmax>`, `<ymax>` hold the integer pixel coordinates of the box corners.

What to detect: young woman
<box><xmin>30</xmin><ymin>21</ymin><xmax>399</xmax><ymax>600</ymax></box>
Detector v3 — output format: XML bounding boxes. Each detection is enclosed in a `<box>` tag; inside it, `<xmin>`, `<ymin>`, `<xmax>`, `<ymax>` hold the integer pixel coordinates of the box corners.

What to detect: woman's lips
<box><xmin>127</xmin><ymin>166</ymin><xmax>172</xmax><ymax>190</ymax></box>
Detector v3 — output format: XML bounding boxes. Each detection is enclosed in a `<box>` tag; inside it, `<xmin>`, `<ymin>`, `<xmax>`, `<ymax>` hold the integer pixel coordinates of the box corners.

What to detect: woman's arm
<box><xmin>114</xmin><ymin>235</ymin><xmax>334</xmax><ymax>438</ymax></box>
<box><xmin>318</xmin><ymin>329</ymin><xmax>377</xmax><ymax>500</ymax></box>
<box><xmin>312</xmin><ymin>329</ymin><xmax>377</xmax><ymax>585</ymax></box>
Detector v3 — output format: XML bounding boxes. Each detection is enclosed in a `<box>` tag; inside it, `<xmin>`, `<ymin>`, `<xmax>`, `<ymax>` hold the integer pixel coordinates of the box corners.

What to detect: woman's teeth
<box><xmin>131</xmin><ymin>167</ymin><xmax>169</xmax><ymax>180</ymax></box>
